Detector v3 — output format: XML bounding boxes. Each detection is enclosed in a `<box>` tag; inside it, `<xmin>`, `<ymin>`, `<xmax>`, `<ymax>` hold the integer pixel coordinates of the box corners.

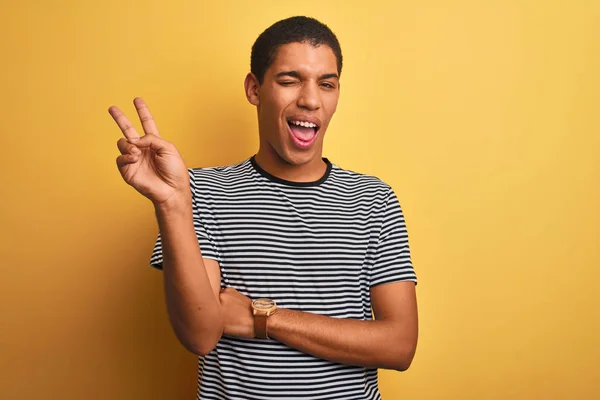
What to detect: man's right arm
<box><xmin>155</xmin><ymin>194</ymin><xmax>223</xmax><ymax>356</ymax></box>
<box><xmin>108</xmin><ymin>97</ymin><xmax>223</xmax><ymax>355</ymax></box>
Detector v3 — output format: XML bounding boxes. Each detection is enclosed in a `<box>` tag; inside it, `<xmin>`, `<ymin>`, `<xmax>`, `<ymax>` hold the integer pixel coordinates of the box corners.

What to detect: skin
<box><xmin>109</xmin><ymin>41</ymin><xmax>418</xmax><ymax>371</ymax></box>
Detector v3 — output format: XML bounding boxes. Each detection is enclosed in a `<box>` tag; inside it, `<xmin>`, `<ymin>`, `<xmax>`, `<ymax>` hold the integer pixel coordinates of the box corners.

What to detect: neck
<box><xmin>254</xmin><ymin>147</ymin><xmax>327</xmax><ymax>183</ymax></box>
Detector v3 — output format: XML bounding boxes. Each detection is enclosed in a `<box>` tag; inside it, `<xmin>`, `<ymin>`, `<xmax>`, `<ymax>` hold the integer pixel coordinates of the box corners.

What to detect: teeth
<box><xmin>290</xmin><ymin>120</ymin><xmax>317</xmax><ymax>128</ymax></box>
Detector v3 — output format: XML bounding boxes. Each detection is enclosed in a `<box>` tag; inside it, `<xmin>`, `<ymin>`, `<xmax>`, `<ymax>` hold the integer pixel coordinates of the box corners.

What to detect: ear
<box><xmin>244</xmin><ymin>72</ymin><xmax>260</xmax><ymax>106</ymax></box>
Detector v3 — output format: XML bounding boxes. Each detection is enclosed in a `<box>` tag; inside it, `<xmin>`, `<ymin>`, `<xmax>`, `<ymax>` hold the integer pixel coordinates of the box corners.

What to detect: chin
<box><xmin>279</xmin><ymin>148</ymin><xmax>318</xmax><ymax>166</ymax></box>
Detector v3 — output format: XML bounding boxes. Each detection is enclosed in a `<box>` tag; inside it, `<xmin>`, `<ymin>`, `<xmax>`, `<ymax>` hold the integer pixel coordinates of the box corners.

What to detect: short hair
<box><xmin>250</xmin><ymin>16</ymin><xmax>343</xmax><ymax>84</ymax></box>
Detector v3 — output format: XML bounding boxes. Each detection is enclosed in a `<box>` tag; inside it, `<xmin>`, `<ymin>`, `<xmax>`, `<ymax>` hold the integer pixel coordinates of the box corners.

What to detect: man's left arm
<box><xmin>268</xmin><ymin>280</ymin><xmax>418</xmax><ymax>371</ymax></box>
<box><xmin>220</xmin><ymin>280</ymin><xmax>418</xmax><ymax>371</ymax></box>
<box><xmin>268</xmin><ymin>187</ymin><xmax>418</xmax><ymax>371</ymax></box>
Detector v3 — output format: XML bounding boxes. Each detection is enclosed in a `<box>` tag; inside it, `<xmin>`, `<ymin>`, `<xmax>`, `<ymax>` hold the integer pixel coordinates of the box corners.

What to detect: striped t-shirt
<box><xmin>150</xmin><ymin>156</ymin><xmax>417</xmax><ymax>400</ymax></box>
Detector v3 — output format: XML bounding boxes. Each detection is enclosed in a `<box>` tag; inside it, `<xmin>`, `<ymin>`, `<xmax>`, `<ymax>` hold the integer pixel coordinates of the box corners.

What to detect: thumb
<box><xmin>130</xmin><ymin>134</ymin><xmax>171</xmax><ymax>154</ymax></box>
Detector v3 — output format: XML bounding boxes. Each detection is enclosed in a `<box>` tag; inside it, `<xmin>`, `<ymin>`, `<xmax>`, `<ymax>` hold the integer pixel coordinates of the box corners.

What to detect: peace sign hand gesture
<box><xmin>109</xmin><ymin>98</ymin><xmax>190</xmax><ymax>207</ymax></box>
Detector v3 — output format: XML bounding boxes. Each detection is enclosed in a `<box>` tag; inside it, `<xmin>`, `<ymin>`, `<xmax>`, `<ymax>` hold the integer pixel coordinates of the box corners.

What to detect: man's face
<box><xmin>252</xmin><ymin>42</ymin><xmax>340</xmax><ymax>166</ymax></box>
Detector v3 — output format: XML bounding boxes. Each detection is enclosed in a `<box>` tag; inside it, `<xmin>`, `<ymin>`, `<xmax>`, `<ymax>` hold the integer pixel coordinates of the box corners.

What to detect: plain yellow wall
<box><xmin>1</xmin><ymin>1</ymin><xmax>598</xmax><ymax>399</ymax></box>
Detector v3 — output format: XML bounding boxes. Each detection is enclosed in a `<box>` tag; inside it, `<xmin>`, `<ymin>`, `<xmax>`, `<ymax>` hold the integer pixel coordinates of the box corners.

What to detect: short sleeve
<box><xmin>149</xmin><ymin>169</ymin><xmax>221</xmax><ymax>270</ymax></box>
<box><xmin>369</xmin><ymin>188</ymin><xmax>417</xmax><ymax>287</ymax></box>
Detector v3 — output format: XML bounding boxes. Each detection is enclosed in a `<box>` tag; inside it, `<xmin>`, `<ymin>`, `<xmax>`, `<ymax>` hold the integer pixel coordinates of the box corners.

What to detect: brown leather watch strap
<box><xmin>255</xmin><ymin>314</ymin><xmax>268</xmax><ymax>339</ymax></box>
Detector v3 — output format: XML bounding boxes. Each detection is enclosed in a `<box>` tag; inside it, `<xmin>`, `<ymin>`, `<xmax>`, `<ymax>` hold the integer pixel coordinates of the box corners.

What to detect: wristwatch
<box><xmin>251</xmin><ymin>298</ymin><xmax>277</xmax><ymax>339</ymax></box>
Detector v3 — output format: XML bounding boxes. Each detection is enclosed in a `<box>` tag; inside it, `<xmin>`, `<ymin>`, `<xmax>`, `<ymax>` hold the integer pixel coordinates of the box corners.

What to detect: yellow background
<box><xmin>1</xmin><ymin>1</ymin><xmax>598</xmax><ymax>399</ymax></box>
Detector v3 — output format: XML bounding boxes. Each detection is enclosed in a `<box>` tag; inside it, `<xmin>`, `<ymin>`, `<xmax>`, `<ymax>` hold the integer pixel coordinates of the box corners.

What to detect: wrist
<box><xmin>251</xmin><ymin>298</ymin><xmax>278</xmax><ymax>339</ymax></box>
<box><xmin>154</xmin><ymin>190</ymin><xmax>193</xmax><ymax>217</ymax></box>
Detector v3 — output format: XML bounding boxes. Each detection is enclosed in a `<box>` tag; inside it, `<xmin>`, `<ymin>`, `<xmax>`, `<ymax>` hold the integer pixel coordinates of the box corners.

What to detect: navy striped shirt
<box><xmin>150</xmin><ymin>156</ymin><xmax>417</xmax><ymax>400</ymax></box>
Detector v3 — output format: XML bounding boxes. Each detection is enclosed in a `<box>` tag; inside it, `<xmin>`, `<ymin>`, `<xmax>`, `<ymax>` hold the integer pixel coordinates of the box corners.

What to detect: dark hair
<box><xmin>250</xmin><ymin>16</ymin><xmax>343</xmax><ymax>84</ymax></box>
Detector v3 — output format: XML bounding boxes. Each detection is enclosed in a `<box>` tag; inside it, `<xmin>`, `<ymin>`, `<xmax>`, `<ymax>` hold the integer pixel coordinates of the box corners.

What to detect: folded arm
<box><xmin>267</xmin><ymin>280</ymin><xmax>418</xmax><ymax>371</ymax></box>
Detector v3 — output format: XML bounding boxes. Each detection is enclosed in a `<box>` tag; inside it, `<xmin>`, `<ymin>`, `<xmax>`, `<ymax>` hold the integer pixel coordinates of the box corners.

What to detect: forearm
<box><xmin>155</xmin><ymin>195</ymin><xmax>223</xmax><ymax>355</ymax></box>
<box><xmin>268</xmin><ymin>309</ymin><xmax>416</xmax><ymax>371</ymax></box>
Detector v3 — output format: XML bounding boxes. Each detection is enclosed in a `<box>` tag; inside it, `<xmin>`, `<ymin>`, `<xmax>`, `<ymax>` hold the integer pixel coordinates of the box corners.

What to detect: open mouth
<box><xmin>287</xmin><ymin>119</ymin><xmax>320</xmax><ymax>149</ymax></box>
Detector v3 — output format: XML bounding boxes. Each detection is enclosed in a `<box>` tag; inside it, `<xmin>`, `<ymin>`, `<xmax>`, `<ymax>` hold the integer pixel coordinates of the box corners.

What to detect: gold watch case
<box><xmin>252</xmin><ymin>298</ymin><xmax>277</xmax><ymax>315</ymax></box>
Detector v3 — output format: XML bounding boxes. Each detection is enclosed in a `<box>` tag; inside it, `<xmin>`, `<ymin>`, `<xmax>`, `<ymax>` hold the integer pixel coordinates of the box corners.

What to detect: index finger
<box><xmin>134</xmin><ymin>97</ymin><xmax>161</xmax><ymax>138</ymax></box>
<box><xmin>108</xmin><ymin>106</ymin><xmax>140</xmax><ymax>141</ymax></box>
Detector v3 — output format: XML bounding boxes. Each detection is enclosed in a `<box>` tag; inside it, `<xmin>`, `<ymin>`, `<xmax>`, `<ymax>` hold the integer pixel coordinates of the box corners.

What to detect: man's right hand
<box><xmin>109</xmin><ymin>97</ymin><xmax>190</xmax><ymax>207</ymax></box>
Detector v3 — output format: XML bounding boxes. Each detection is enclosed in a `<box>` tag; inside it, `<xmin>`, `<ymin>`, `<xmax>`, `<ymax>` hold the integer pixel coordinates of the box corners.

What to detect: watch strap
<box><xmin>255</xmin><ymin>314</ymin><xmax>268</xmax><ymax>339</ymax></box>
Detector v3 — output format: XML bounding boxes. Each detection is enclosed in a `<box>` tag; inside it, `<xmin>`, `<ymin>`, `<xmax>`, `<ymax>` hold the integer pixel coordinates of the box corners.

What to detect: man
<box><xmin>110</xmin><ymin>16</ymin><xmax>418</xmax><ymax>400</ymax></box>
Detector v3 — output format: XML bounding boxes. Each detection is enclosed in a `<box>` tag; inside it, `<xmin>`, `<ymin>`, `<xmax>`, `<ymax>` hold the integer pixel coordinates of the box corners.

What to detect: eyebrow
<box><xmin>275</xmin><ymin>71</ymin><xmax>339</xmax><ymax>80</ymax></box>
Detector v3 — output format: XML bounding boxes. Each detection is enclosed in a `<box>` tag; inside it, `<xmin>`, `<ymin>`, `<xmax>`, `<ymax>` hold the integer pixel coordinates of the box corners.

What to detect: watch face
<box><xmin>253</xmin><ymin>298</ymin><xmax>275</xmax><ymax>310</ymax></box>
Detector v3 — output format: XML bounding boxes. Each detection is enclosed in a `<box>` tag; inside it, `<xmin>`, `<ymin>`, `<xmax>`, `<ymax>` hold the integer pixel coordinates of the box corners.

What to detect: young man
<box><xmin>110</xmin><ymin>16</ymin><xmax>418</xmax><ymax>400</ymax></box>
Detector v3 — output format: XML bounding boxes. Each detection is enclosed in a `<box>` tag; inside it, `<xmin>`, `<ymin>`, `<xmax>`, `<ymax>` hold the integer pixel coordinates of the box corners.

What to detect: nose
<box><xmin>297</xmin><ymin>82</ymin><xmax>321</xmax><ymax>111</ymax></box>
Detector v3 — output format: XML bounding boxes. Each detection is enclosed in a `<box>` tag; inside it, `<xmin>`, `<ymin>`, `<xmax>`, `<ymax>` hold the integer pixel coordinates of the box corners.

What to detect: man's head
<box><xmin>245</xmin><ymin>16</ymin><xmax>343</xmax><ymax>170</ymax></box>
